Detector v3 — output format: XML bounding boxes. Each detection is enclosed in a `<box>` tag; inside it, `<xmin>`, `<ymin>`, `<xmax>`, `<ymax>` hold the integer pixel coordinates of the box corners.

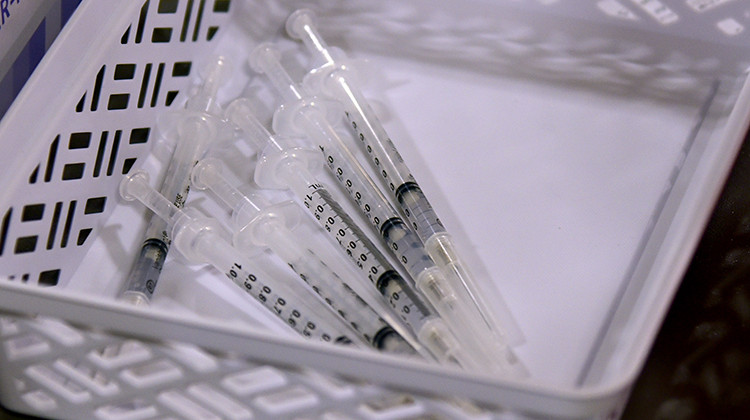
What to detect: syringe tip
<box><xmin>248</xmin><ymin>42</ymin><xmax>280</xmax><ymax>74</ymax></box>
<box><xmin>285</xmin><ymin>9</ymin><xmax>316</xmax><ymax>40</ymax></box>
<box><xmin>119</xmin><ymin>171</ymin><xmax>150</xmax><ymax>202</ymax></box>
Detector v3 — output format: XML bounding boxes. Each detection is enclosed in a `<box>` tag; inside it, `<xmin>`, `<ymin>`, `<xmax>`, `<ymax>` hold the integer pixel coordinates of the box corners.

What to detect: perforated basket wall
<box><xmin>2</xmin><ymin>1</ymin><xmax>750</xmax><ymax>419</ymax></box>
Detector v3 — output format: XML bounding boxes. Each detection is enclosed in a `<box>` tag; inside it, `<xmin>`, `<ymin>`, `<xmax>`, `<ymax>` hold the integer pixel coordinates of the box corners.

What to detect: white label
<box><xmin>687</xmin><ymin>0</ymin><xmax>736</xmax><ymax>13</ymax></box>
<box><xmin>598</xmin><ymin>0</ymin><xmax>641</xmax><ymax>20</ymax></box>
<box><xmin>629</xmin><ymin>0</ymin><xmax>680</xmax><ymax>24</ymax></box>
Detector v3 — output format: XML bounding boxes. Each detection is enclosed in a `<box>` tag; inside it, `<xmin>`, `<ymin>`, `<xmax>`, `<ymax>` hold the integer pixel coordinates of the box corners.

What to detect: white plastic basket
<box><xmin>2</xmin><ymin>0</ymin><xmax>750</xmax><ymax>418</ymax></box>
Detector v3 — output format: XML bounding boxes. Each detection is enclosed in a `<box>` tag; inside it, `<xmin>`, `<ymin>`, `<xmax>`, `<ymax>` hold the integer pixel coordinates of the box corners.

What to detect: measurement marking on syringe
<box><xmin>226</xmin><ymin>261</ymin><xmax>332</xmax><ymax>341</ymax></box>
<box><xmin>347</xmin><ymin>113</ymin><xmax>445</xmax><ymax>240</ymax></box>
<box><xmin>303</xmin><ymin>183</ymin><xmax>379</xmax><ymax>280</ymax></box>
<box><xmin>319</xmin><ymin>145</ymin><xmax>436</xmax><ymax>277</ymax></box>
<box><xmin>301</xmin><ymin>183</ymin><xmax>430</xmax><ymax>331</ymax></box>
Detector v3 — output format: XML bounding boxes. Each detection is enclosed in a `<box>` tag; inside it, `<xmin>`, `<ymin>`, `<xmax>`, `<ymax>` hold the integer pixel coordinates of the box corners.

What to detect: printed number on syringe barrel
<box><xmin>224</xmin><ymin>261</ymin><xmax>352</xmax><ymax>344</ymax></box>
<box><xmin>302</xmin><ymin>181</ymin><xmax>432</xmax><ymax>331</ymax></box>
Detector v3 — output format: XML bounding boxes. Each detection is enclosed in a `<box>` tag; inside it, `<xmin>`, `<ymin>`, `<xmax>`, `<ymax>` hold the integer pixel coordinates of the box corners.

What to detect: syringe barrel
<box><xmin>255</xmin><ymin>47</ymin><xmax>509</xmax><ymax>369</ymax></box>
<box><xmin>224</xmin><ymin>99</ymin><xmax>274</xmax><ymax>150</ymax></box>
<box><xmin>119</xmin><ymin>238</ymin><xmax>168</xmax><ymax>305</ymax></box>
<box><xmin>307</xmin><ymin>60</ymin><xmax>447</xmax><ymax>243</ymax></box>
<box><xmin>275</xmin><ymin>162</ymin><xmax>454</xmax><ymax>355</ymax></box>
<box><xmin>194</xmin><ymin>157</ymin><xmax>413</xmax><ymax>353</ymax></box>
<box><xmin>274</xmin><ymin>159</ymin><xmax>321</xmax><ymax>198</ymax></box>
<box><xmin>395</xmin><ymin>184</ymin><xmax>445</xmax><ymax>242</ymax></box>
<box><xmin>329</xmin><ymin>79</ymin><xmax>447</xmax><ymax>241</ymax></box>
<box><xmin>192</xmin><ymin>230</ymin><xmax>359</xmax><ymax>346</ymax></box>
<box><xmin>262</xmin><ymin>222</ymin><xmax>411</xmax><ymax>352</ymax></box>
<box><xmin>292</xmin><ymin>108</ymin><xmax>396</xmax><ymax>229</ymax></box>
<box><xmin>249</xmin><ymin>43</ymin><xmax>306</xmax><ymax>103</ymax></box>
<box><xmin>118</xmin><ymin>119</ymin><xmax>210</xmax><ymax>304</ymax></box>
<box><xmin>324</xmin><ymin>74</ymin><xmax>416</xmax><ymax>192</ymax></box>
<box><xmin>119</xmin><ymin>58</ymin><xmax>227</xmax><ymax>306</ymax></box>
<box><xmin>296</xmin><ymin>28</ymin><xmax>524</xmax><ymax>372</ymax></box>
<box><xmin>121</xmin><ymin>172</ymin><xmax>360</xmax><ymax>346</ymax></box>
<box><xmin>185</xmin><ymin>56</ymin><xmax>231</xmax><ymax>115</ymax></box>
<box><xmin>280</xmin><ymin>167</ymin><xmax>473</xmax><ymax>361</ymax></box>
<box><xmin>315</xmin><ymin>137</ymin><xmax>436</xmax><ymax>282</ymax></box>
<box><xmin>143</xmin><ymin>115</ymin><xmax>216</xmax><ymax>240</ymax></box>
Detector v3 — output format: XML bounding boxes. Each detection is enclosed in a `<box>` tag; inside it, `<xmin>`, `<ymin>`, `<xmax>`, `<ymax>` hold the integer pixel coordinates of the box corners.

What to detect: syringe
<box><xmin>249</xmin><ymin>44</ymin><xmax>515</xmax><ymax>373</ymax></box>
<box><xmin>191</xmin><ymin>157</ymin><xmax>415</xmax><ymax>355</ymax></box>
<box><xmin>119</xmin><ymin>170</ymin><xmax>360</xmax><ymax>346</ymax></box>
<box><xmin>224</xmin><ymin>99</ymin><xmax>482</xmax><ymax>369</ymax></box>
<box><xmin>287</xmin><ymin>9</ymin><xmax>519</xmax><ymax>368</ymax></box>
<box><xmin>118</xmin><ymin>57</ymin><xmax>231</xmax><ymax>306</ymax></box>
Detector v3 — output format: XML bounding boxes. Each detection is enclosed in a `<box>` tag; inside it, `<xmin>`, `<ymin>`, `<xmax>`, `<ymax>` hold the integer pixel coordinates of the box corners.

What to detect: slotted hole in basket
<box><xmin>120</xmin><ymin>359</ymin><xmax>183</xmax><ymax>387</ymax></box>
<box><xmin>359</xmin><ymin>394</ymin><xmax>424</xmax><ymax>419</ymax></box>
<box><xmin>158</xmin><ymin>390</ymin><xmax>223</xmax><ymax>420</ymax></box>
<box><xmin>187</xmin><ymin>383</ymin><xmax>253</xmax><ymax>419</ymax></box>
<box><xmin>152</xmin><ymin>27</ymin><xmax>173</xmax><ymax>43</ymax></box>
<box><xmin>161</xmin><ymin>342</ymin><xmax>218</xmax><ymax>373</ymax></box>
<box><xmin>21</xmin><ymin>204</ymin><xmax>45</xmax><ymax>222</ymax></box>
<box><xmin>89</xmin><ymin>340</ymin><xmax>152</xmax><ymax>369</ymax></box>
<box><xmin>253</xmin><ymin>385</ymin><xmax>319</xmax><ymax>415</ymax></box>
<box><xmin>21</xmin><ymin>390</ymin><xmax>58</xmax><ymax>412</ymax></box>
<box><xmin>159</xmin><ymin>0</ymin><xmax>179</xmax><ymax>14</ymax></box>
<box><xmin>300</xmin><ymin>371</ymin><xmax>356</xmax><ymax>400</ymax></box>
<box><xmin>214</xmin><ymin>0</ymin><xmax>230</xmax><ymax>13</ymax></box>
<box><xmin>320</xmin><ymin>411</ymin><xmax>352</xmax><ymax>420</ymax></box>
<box><xmin>221</xmin><ymin>366</ymin><xmax>287</xmax><ymax>396</ymax></box>
<box><xmin>4</xmin><ymin>334</ymin><xmax>51</xmax><ymax>360</ymax></box>
<box><xmin>1</xmin><ymin>166</ymin><xmax>109</xmax><ymax>264</ymax></box>
<box><xmin>54</xmin><ymin>359</ymin><xmax>119</xmax><ymax>396</ymax></box>
<box><xmin>25</xmin><ymin>365</ymin><xmax>91</xmax><ymax>404</ymax></box>
<box><xmin>38</xmin><ymin>269</ymin><xmax>60</xmax><ymax>286</ymax></box>
<box><xmin>29</xmin><ymin>318</ymin><xmax>84</xmax><ymax>346</ymax></box>
<box><xmin>94</xmin><ymin>398</ymin><xmax>158</xmax><ymax>420</ymax></box>
<box><xmin>0</xmin><ymin>317</ymin><xmax>20</xmax><ymax>336</ymax></box>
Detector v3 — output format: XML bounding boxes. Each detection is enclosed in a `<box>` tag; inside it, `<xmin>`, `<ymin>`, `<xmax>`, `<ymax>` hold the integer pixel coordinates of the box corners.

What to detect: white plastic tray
<box><xmin>1</xmin><ymin>1</ymin><xmax>750</xmax><ymax>418</ymax></box>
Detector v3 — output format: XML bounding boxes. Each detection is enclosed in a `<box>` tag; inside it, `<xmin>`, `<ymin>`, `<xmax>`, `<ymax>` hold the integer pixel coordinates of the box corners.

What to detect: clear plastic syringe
<box><xmin>224</xmin><ymin>99</ymin><xmax>481</xmax><ymax>369</ymax></box>
<box><xmin>119</xmin><ymin>170</ymin><xmax>360</xmax><ymax>346</ymax></box>
<box><xmin>118</xmin><ymin>57</ymin><xmax>230</xmax><ymax>306</ymax></box>
<box><xmin>287</xmin><ymin>9</ymin><xmax>518</xmax><ymax>368</ymax></box>
<box><xmin>191</xmin><ymin>157</ymin><xmax>416</xmax><ymax>354</ymax></box>
<box><xmin>249</xmin><ymin>44</ymin><xmax>515</xmax><ymax>373</ymax></box>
